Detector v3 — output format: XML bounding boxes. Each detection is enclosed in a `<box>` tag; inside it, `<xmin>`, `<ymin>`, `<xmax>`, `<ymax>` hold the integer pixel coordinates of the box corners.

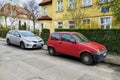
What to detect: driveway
<box><xmin>0</xmin><ymin>41</ymin><xmax>120</xmax><ymax>80</ymax></box>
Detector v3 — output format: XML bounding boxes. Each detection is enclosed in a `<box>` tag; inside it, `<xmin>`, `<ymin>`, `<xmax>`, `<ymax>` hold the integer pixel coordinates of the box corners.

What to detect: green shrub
<box><xmin>41</xmin><ymin>28</ymin><xmax>50</xmax><ymax>44</ymax></box>
<box><xmin>0</xmin><ymin>27</ymin><xmax>10</xmax><ymax>38</ymax></box>
<box><xmin>33</xmin><ymin>29</ymin><xmax>40</xmax><ymax>36</ymax></box>
<box><xmin>55</xmin><ymin>29</ymin><xmax>120</xmax><ymax>54</ymax></box>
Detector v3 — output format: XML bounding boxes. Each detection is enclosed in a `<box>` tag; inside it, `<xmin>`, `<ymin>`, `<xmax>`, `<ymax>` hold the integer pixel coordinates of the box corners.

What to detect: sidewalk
<box><xmin>0</xmin><ymin>37</ymin><xmax>120</xmax><ymax>65</ymax></box>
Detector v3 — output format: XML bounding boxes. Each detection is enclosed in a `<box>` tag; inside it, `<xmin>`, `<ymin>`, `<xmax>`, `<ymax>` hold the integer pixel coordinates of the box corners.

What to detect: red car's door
<box><xmin>59</xmin><ymin>33</ymin><xmax>79</xmax><ymax>57</ymax></box>
<box><xmin>49</xmin><ymin>33</ymin><xmax>61</xmax><ymax>52</ymax></box>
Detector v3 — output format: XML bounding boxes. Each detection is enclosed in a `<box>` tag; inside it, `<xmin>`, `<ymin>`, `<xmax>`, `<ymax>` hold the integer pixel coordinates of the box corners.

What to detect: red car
<box><xmin>47</xmin><ymin>32</ymin><xmax>107</xmax><ymax>65</ymax></box>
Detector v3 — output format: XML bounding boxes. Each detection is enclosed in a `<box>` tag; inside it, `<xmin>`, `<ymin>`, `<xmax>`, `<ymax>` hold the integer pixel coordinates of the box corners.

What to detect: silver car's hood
<box><xmin>23</xmin><ymin>36</ymin><xmax>42</xmax><ymax>41</ymax></box>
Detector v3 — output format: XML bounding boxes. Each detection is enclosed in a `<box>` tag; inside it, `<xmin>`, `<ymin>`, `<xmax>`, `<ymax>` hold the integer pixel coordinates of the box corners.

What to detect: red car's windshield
<box><xmin>73</xmin><ymin>33</ymin><xmax>90</xmax><ymax>42</ymax></box>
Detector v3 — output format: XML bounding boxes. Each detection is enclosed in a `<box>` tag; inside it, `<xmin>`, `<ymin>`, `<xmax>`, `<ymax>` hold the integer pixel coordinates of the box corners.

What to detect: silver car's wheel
<box><xmin>7</xmin><ymin>39</ymin><xmax>11</xmax><ymax>45</ymax></box>
<box><xmin>20</xmin><ymin>42</ymin><xmax>25</xmax><ymax>49</ymax></box>
<box><xmin>48</xmin><ymin>47</ymin><xmax>56</xmax><ymax>56</ymax></box>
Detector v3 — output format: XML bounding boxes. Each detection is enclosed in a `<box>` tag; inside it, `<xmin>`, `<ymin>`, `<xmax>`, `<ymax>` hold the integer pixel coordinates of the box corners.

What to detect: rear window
<box><xmin>51</xmin><ymin>33</ymin><xmax>60</xmax><ymax>40</ymax></box>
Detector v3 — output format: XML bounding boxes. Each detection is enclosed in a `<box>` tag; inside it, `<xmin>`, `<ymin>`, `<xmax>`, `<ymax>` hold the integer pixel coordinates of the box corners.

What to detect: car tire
<box><xmin>48</xmin><ymin>47</ymin><xmax>56</xmax><ymax>56</ymax></box>
<box><xmin>20</xmin><ymin>42</ymin><xmax>25</xmax><ymax>49</ymax></box>
<box><xmin>81</xmin><ymin>53</ymin><xmax>94</xmax><ymax>65</ymax></box>
<box><xmin>7</xmin><ymin>39</ymin><xmax>11</xmax><ymax>45</ymax></box>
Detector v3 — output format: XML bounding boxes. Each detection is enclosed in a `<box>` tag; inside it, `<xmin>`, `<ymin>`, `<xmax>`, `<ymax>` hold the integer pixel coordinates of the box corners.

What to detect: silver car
<box><xmin>6</xmin><ymin>30</ymin><xmax>44</xmax><ymax>49</ymax></box>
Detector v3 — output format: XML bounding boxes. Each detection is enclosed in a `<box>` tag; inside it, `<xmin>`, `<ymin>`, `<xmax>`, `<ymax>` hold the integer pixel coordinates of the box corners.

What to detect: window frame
<box><xmin>82</xmin><ymin>18</ymin><xmax>91</xmax><ymax>28</ymax></box>
<box><xmin>99</xmin><ymin>0</ymin><xmax>112</xmax><ymax>4</ymax></box>
<box><xmin>57</xmin><ymin>0</ymin><xmax>63</xmax><ymax>12</ymax></box>
<box><xmin>99</xmin><ymin>16</ymin><xmax>112</xmax><ymax>29</ymax></box>
<box><xmin>44</xmin><ymin>7</ymin><xmax>47</xmax><ymax>16</ymax></box>
<box><xmin>82</xmin><ymin>0</ymin><xmax>92</xmax><ymax>7</ymax></box>
<box><xmin>68</xmin><ymin>0</ymin><xmax>76</xmax><ymax>9</ymax></box>
<box><xmin>57</xmin><ymin>21</ymin><xmax>63</xmax><ymax>28</ymax></box>
<box><xmin>68</xmin><ymin>20</ymin><xmax>75</xmax><ymax>29</ymax></box>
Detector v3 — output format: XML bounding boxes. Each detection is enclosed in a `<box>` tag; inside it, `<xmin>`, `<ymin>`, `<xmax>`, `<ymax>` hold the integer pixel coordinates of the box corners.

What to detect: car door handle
<box><xmin>59</xmin><ymin>42</ymin><xmax>62</xmax><ymax>44</ymax></box>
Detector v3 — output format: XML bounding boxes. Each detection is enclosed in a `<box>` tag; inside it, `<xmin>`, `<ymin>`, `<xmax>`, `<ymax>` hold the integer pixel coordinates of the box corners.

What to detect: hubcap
<box><xmin>50</xmin><ymin>49</ymin><xmax>53</xmax><ymax>54</ymax></box>
<box><xmin>21</xmin><ymin>43</ymin><xmax>24</xmax><ymax>48</ymax></box>
<box><xmin>84</xmin><ymin>56</ymin><xmax>89</xmax><ymax>62</ymax></box>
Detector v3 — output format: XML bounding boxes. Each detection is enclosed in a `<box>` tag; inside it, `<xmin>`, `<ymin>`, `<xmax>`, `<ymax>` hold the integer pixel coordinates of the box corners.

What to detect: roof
<box><xmin>0</xmin><ymin>3</ymin><xmax>34</xmax><ymax>20</ymax></box>
<box><xmin>37</xmin><ymin>15</ymin><xmax>52</xmax><ymax>20</ymax></box>
<box><xmin>39</xmin><ymin>0</ymin><xmax>52</xmax><ymax>6</ymax></box>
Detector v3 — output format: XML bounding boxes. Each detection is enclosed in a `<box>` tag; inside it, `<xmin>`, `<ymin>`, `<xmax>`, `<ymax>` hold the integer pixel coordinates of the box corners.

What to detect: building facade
<box><xmin>38</xmin><ymin>0</ymin><xmax>119</xmax><ymax>33</ymax></box>
<box><xmin>0</xmin><ymin>3</ymin><xmax>40</xmax><ymax>31</ymax></box>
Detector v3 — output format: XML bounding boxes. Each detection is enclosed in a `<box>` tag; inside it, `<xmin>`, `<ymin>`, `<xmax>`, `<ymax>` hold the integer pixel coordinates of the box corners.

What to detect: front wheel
<box><xmin>7</xmin><ymin>39</ymin><xmax>11</xmax><ymax>45</ymax></box>
<box><xmin>20</xmin><ymin>42</ymin><xmax>25</xmax><ymax>49</ymax></box>
<box><xmin>81</xmin><ymin>53</ymin><xmax>94</xmax><ymax>65</ymax></box>
<box><xmin>48</xmin><ymin>47</ymin><xmax>56</xmax><ymax>56</ymax></box>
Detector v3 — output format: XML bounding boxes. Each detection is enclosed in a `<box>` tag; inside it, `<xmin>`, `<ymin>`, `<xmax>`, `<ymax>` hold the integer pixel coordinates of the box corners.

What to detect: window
<box><xmin>51</xmin><ymin>33</ymin><xmax>60</xmax><ymax>40</ymax></box>
<box><xmin>82</xmin><ymin>0</ymin><xmax>92</xmax><ymax>7</ymax></box>
<box><xmin>14</xmin><ymin>31</ymin><xmax>19</xmax><ymax>36</ymax></box>
<box><xmin>62</xmin><ymin>34</ymin><xmax>74</xmax><ymax>42</ymax></box>
<box><xmin>68</xmin><ymin>0</ymin><xmax>75</xmax><ymax>9</ymax></box>
<box><xmin>99</xmin><ymin>16</ymin><xmax>112</xmax><ymax>29</ymax></box>
<box><xmin>57</xmin><ymin>22</ymin><xmax>63</xmax><ymax>28</ymax></box>
<box><xmin>99</xmin><ymin>0</ymin><xmax>112</xmax><ymax>4</ymax></box>
<box><xmin>57</xmin><ymin>0</ymin><xmax>63</xmax><ymax>12</ymax></box>
<box><xmin>101</xmin><ymin>6</ymin><xmax>109</xmax><ymax>13</ymax></box>
<box><xmin>68</xmin><ymin>21</ymin><xmax>75</xmax><ymax>29</ymax></box>
<box><xmin>44</xmin><ymin>8</ymin><xmax>47</xmax><ymax>16</ymax></box>
<box><xmin>82</xmin><ymin>18</ymin><xmax>91</xmax><ymax>28</ymax></box>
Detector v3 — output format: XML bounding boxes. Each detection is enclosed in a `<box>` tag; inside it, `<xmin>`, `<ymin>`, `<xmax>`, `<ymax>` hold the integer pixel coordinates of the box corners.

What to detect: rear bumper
<box><xmin>92</xmin><ymin>50</ymin><xmax>107</xmax><ymax>62</ymax></box>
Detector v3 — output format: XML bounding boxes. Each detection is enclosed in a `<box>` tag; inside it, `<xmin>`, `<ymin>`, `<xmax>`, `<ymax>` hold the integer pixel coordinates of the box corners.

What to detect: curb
<box><xmin>0</xmin><ymin>38</ymin><xmax>6</xmax><ymax>42</ymax></box>
<box><xmin>0</xmin><ymin>38</ymin><xmax>120</xmax><ymax>65</ymax></box>
<box><xmin>103</xmin><ymin>54</ymin><xmax>120</xmax><ymax>65</ymax></box>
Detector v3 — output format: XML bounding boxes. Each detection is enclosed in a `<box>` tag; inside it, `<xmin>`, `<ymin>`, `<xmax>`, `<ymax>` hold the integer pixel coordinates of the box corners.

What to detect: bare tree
<box><xmin>0</xmin><ymin>0</ymin><xmax>6</xmax><ymax>27</ymax></box>
<box><xmin>23</xmin><ymin>0</ymin><xmax>40</xmax><ymax>32</ymax></box>
<box><xmin>0</xmin><ymin>0</ymin><xmax>20</xmax><ymax>28</ymax></box>
<box><xmin>62</xmin><ymin>0</ymin><xmax>88</xmax><ymax>29</ymax></box>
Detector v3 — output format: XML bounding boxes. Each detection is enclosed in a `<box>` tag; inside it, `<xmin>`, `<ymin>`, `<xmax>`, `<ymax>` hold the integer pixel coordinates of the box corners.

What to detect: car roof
<box><xmin>10</xmin><ymin>30</ymin><xmax>31</xmax><ymax>32</ymax></box>
<box><xmin>52</xmin><ymin>32</ymin><xmax>79</xmax><ymax>34</ymax></box>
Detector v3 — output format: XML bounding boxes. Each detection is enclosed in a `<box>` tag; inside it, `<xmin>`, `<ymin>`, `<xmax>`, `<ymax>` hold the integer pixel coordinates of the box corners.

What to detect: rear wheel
<box><xmin>20</xmin><ymin>42</ymin><xmax>25</xmax><ymax>49</ymax></box>
<box><xmin>48</xmin><ymin>47</ymin><xmax>56</xmax><ymax>56</ymax></box>
<box><xmin>7</xmin><ymin>39</ymin><xmax>11</xmax><ymax>45</ymax></box>
<box><xmin>81</xmin><ymin>53</ymin><xmax>94</xmax><ymax>65</ymax></box>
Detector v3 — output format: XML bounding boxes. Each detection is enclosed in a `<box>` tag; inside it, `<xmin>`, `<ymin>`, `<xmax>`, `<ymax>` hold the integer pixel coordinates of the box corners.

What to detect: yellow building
<box><xmin>38</xmin><ymin>0</ymin><xmax>119</xmax><ymax>33</ymax></box>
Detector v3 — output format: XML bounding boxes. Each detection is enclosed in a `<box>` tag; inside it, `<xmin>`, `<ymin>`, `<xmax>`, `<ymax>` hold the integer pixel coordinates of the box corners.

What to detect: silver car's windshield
<box><xmin>20</xmin><ymin>31</ymin><xmax>35</xmax><ymax>37</ymax></box>
<box><xmin>73</xmin><ymin>33</ymin><xmax>90</xmax><ymax>42</ymax></box>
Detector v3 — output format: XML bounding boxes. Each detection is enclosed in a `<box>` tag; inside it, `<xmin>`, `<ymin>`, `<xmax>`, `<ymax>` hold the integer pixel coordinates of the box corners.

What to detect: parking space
<box><xmin>0</xmin><ymin>41</ymin><xmax>120</xmax><ymax>80</ymax></box>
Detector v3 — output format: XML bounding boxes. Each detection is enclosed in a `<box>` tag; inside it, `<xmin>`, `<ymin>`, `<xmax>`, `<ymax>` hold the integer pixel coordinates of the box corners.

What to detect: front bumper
<box><xmin>92</xmin><ymin>50</ymin><xmax>107</xmax><ymax>62</ymax></box>
<box><xmin>24</xmin><ymin>42</ymin><xmax>44</xmax><ymax>48</ymax></box>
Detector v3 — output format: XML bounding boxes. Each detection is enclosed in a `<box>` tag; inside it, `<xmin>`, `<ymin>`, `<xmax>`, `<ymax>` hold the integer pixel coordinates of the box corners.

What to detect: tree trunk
<box><xmin>5</xmin><ymin>16</ymin><xmax>7</xmax><ymax>28</ymax></box>
<box><xmin>33</xmin><ymin>17</ymin><xmax>36</xmax><ymax>32</ymax></box>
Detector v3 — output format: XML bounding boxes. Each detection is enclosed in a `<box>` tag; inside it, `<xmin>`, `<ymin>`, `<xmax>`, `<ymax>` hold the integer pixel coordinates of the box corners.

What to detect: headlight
<box><xmin>24</xmin><ymin>39</ymin><xmax>32</xmax><ymax>42</ymax></box>
<box><xmin>97</xmin><ymin>49</ymin><xmax>100</xmax><ymax>53</ymax></box>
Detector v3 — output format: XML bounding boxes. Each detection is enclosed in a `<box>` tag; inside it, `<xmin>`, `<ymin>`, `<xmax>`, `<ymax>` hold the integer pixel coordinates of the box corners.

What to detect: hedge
<box><xmin>41</xmin><ymin>28</ymin><xmax>50</xmax><ymax>44</ymax></box>
<box><xmin>0</xmin><ymin>28</ymin><xmax>10</xmax><ymax>38</ymax></box>
<box><xmin>55</xmin><ymin>29</ymin><xmax>120</xmax><ymax>54</ymax></box>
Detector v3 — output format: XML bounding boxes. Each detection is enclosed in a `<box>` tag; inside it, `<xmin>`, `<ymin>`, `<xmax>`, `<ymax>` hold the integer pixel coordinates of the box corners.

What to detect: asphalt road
<box><xmin>0</xmin><ymin>41</ymin><xmax>120</xmax><ymax>80</ymax></box>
